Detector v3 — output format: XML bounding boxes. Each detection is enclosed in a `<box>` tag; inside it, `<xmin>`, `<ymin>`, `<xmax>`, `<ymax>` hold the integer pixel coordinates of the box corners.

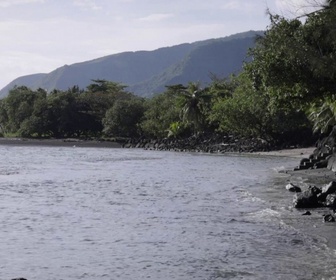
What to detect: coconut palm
<box><xmin>173</xmin><ymin>82</ymin><xmax>212</xmax><ymax>133</ymax></box>
<box><xmin>309</xmin><ymin>97</ymin><xmax>336</xmax><ymax>134</ymax></box>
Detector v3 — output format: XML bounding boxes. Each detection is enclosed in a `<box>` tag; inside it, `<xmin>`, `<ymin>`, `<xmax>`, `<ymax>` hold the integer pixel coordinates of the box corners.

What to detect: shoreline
<box><xmin>0</xmin><ymin>137</ymin><xmax>315</xmax><ymax>156</ymax></box>
<box><xmin>0</xmin><ymin>137</ymin><xmax>122</xmax><ymax>148</ymax></box>
<box><xmin>252</xmin><ymin>147</ymin><xmax>316</xmax><ymax>159</ymax></box>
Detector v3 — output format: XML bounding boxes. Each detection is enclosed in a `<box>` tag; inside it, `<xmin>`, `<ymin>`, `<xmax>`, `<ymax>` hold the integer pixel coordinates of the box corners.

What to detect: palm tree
<box><xmin>173</xmin><ymin>82</ymin><xmax>212</xmax><ymax>133</ymax></box>
<box><xmin>309</xmin><ymin>97</ymin><xmax>336</xmax><ymax>134</ymax></box>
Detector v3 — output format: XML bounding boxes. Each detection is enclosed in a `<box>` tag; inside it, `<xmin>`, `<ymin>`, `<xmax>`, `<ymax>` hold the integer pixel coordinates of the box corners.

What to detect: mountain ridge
<box><xmin>0</xmin><ymin>30</ymin><xmax>263</xmax><ymax>98</ymax></box>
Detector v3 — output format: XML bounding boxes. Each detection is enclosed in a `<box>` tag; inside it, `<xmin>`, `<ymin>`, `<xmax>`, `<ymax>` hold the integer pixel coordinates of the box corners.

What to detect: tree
<box><xmin>103</xmin><ymin>97</ymin><xmax>145</xmax><ymax>138</ymax></box>
<box><xmin>140</xmin><ymin>92</ymin><xmax>180</xmax><ymax>138</ymax></box>
<box><xmin>209</xmin><ymin>73</ymin><xmax>311</xmax><ymax>143</ymax></box>
<box><xmin>309</xmin><ymin>97</ymin><xmax>336</xmax><ymax>133</ymax></box>
<box><xmin>248</xmin><ymin>4</ymin><xmax>336</xmax><ymax>106</ymax></box>
<box><xmin>86</xmin><ymin>79</ymin><xmax>127</xmax><ymax>94</ymax></box>
<box><xmin>167</xmin><ymin>82</ymin><xmax>212</xmax><ymax>133</ymax></box>
<box><xmin>1</xmin><ymin>86</ymin><xmax>47</xmax><ymax>135</ymax></box>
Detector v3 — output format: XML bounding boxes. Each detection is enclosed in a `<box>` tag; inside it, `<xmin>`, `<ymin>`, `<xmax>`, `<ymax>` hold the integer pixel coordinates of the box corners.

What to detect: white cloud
<box><xmin>72</xmin><ymin>0</ymin><xmax>101</xmax><ymax>11</ymax></box>
<box><xmin>275</xmin><ymin>0</ymin><xmax>324</xmax><ymax>16</ymax></box>
<box><xmin>219</xmin><ymin>0</ymin><xmax>261</xmax><ymax>14</ymax></box>
<box><xmin>0</xmin><ymin>51</ymin><xmax>62</xmax><ymax>88</ymax></box>
<box><xmin>0</xmin><ymin>0</ymin><xmax>44</xmax><ymax>7</ymax></box>
<box><xmin>138</xmin><ymin>13</ymin><xmax>174</xmax><ymax>22</ymax></box>
<box><xmin>220</xmin><ymin>1</ymin><xmax>240</xmax><ymax>10</ymax></box>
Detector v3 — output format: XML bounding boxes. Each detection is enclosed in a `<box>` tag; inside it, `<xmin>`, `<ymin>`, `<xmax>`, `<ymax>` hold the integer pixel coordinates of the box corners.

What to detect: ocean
<box><xmin>0</xmin><ymin>146</ymin><xmax>336</xmax><ymax>280</ymax></box>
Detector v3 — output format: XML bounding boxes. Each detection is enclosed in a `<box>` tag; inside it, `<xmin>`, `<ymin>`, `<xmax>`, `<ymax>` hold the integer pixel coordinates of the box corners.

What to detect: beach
<box><xmin>0</xmin><ymin>137</ymin><xmax>122</xmax><ymax>148</ymax></box>
<box><xmin>254</xmin><ymin>147</ymin><xmax>316</xmax><ymax>158</ymax></box>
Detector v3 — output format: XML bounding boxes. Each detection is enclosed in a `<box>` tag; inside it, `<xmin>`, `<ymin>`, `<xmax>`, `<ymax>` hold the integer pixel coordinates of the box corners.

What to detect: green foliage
<box><xmin>140</xmin><ymin>92</ymin><xmax>180</xmax><ymax>138</ymax></box>
<box><xmin>167</xmin><ymin>82</ymin><xmax>212</xmax><ymax>133</ymax></box>
<box><xmin>1</xmin><ymin>86</ymin><xmax>47</xmax><ymax>135</ymax></box>
<box><xmin>210</xmin><ymin>74</ymin><xmax>270</xmax><ymax>137</ymax></box>
<box><xmin>309</xmin><ymin>97</ymin><xmax>336</xmax><ymax>134</ymax></box>
<box><xmin>86</xmin><ymin>79</ymin><xmax>127</xmax><ymax>94</ymax></box>
<box><xmin>103</xmin><ymin>96</ymin><xmax>146</xmax><ymax>138</ymax></box>
<box><xmin>167</xmin><ymin>121</ymin><xmax>189</xmax><ymax>138</ymax></box>
<box><xmin>209</xmin><ymin>74</ymin><xmax>311</xmax><ymax>141</ymax></box>
<box><xmin>246</xmin><ymin>5</ymin><xmax>336</xmax><ymax>110</ymax></box>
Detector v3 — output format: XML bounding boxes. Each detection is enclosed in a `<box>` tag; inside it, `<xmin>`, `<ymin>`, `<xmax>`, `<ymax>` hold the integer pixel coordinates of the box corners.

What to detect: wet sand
<box><xmin>253</xmin><ymin>147</ymin><xmax>316</xmax><ymax>159</ymax></box>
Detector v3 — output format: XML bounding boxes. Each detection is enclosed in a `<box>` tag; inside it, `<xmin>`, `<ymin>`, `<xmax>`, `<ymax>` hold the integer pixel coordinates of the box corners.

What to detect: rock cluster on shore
<box><xmin>295</xmin><ymin>128</ymin><xmax>336</xmax><ymax>171</ymax></box>
<box><xmin>292</xmin><ymin>181</ymin><xmax>336</xmax><ymax>208</ymax></box>
<box><xmin>289</xmin><ymin>128</ymin><xmax>336</xmax><ymax>222</ymax></box>
<box><xmin>288</xmin><ymin>181</ymin><xmax>336</xmax><ymax>222</ymax></box>
<box><xmin>121</xmin><ymin>134</ymin><xmax>278</xmax><ymax>153</ymax></box>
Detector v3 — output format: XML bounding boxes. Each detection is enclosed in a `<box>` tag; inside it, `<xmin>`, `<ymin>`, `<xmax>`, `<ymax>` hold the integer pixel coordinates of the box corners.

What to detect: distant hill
<box><xmin>0</xmin><ymin>30</ymin><xmax>263</xmax><ymax>98</ymax></box>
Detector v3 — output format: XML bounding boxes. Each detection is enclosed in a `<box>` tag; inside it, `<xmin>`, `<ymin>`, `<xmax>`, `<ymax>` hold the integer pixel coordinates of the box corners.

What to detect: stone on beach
<box><xmin>293</xmin><ymin>186</ymin><xmax>321</xmax><ymax>208</ymax></box>
<box><xmin>322</xmin><ymin>181</ymin><xmax>336</xmax><ymax>195</ymax></box>
<box><xmin>325</xmin><ymin>194</ymin><xmax>336</xmax><ymax>207</ymax></box>
<box><xmin>323</xmin><ymin>214</ymin><xmax>336</xmax><ymax>222</ymax></box>
<box><xmin>286</xmin><ymin>183</ymin><xmax>301</xmax><ymax>192</ymax></box>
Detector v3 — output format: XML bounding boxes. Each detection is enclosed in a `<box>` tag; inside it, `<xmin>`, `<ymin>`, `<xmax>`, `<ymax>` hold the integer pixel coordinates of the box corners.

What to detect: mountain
<box><xmin>0</xmin><ymin>30</ymin><xmax>263</xmax><ymax>98</ymax></box>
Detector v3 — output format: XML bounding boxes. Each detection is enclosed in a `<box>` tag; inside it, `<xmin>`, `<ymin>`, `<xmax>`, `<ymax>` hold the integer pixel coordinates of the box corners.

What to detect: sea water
<box><xmin>0</xmin><ymin>146</ymin><xmax>336</xmax><ymax>280</ymax></box>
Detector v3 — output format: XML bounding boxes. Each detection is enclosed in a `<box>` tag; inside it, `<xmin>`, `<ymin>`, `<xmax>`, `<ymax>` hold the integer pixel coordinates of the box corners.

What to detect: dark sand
<box><xmin>0</xmin><ymin>138</ymin><xmax>122</xmax><ymax>148</ymax></box>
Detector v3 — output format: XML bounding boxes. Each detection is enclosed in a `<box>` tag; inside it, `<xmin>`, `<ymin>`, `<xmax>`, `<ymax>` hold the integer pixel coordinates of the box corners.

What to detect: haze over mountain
<box><xmin>0</xmin><ymin>30</ymin><xmax>263</xmax><ymax>98</ymax></box>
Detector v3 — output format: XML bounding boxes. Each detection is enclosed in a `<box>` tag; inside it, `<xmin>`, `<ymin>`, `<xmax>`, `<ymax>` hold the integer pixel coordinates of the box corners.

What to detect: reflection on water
<box><xmin>0</xmin><ymin>146</ymin><xmax>336</xmax><ymax>280</ymax></box>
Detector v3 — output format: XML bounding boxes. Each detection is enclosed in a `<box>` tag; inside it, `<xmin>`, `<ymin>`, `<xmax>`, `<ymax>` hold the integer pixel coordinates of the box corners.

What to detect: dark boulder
<box><xmin>300</xmin><ymin>158</ymin><xmax>310</xmax><ymax>165</ymax></box>
<box><xmin>302</xmin><ymin>211</ymin><xmax>311</xmax><ymax>215</ymax></box>
<box><xmin>325</xmin><ymin>194</ymin><xmax>336</xmax><ymax>208</ymax></box>
<box><xmin>11</xmin><ymin>278</ymin><xmax>27</xmax><ymax>280</ymax></box>
<box><xmin>293</xmin><ymin>187</ymin><xmax>321</xmax><ymax>208</ymax></box>
<box><xmin>327</xmin><ymin>154</ymin><xmax>336</xmax><ymax>172</ymax></box>
<box><xmin>322</xmin><ymin>181</ymin><xmax>336</xmax><ymax>195</ymax></box>
<box><xmin>313</xmin><ymin>158</ymin><xmax>329</xmax><ymax>169</ymax></box>
<box><xmin>317</xmin><ymin>192</ymin><xmax>328</xmax><ymax>203</ymax></box>
<box><xmin>323</xmin><ymin>214</ymin><xmax>335</xmax><ymax>222</ymax></box>
<box><xmin>309</xmin><ymin>185</ymin><xmax>322</xmax><ymax>195</ymax></box>
<box><xmin>286</xmin><ymin>183</ymin><xmax>301</xmax><ymax>192</ymax></box>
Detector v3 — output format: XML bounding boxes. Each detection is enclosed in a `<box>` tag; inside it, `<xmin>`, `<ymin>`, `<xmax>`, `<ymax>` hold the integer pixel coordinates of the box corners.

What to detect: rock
<box><xmin>322</xmin><ymin>181</ymin><xmax>336</xmax><ymax>195</ymax></box>
<box><xmin>323</xmin><ymin>214</ymin><xmax>335</xmax><ymax>222</ymax></box>
<box><xmin>325</xmin><ymin>193</ymin><xmax>336</xmax><ymax>207</ymax></box>
<box><xmin>293</xmin><ymin>188</ymin><xmax>320</xmax><ymax>208</ymax></box>
<box><xmin>300</xmin><ymin>158</ymin><xmax>310</xmax><ymax>165</ymax></box>
<box><xmin>317</xmin><ymin>192</ymin><xmax>328</xmax><ymax>203</ymax></box>
<box><xmin>327</xmin><ymin>154</ymin><xmax>336</xmax><ymax>172</ymax></box>
<box><xmin>308</xmin><ymin>185</ymin><xmax>322</xmax><ymax>195</ymax></box>
<box><xmin>302</xmin><ymin>211</ymin><xmax>311</xmax><ymax>215</ymax></box>
<box><xmin>11</xmin><ymin>278</ymin><xmax>27</xmax><ymax>280</ymax></box>
<box><xmin>313</xmin><ymin>158</ymin><xmax>329</xmax><ymax>169</ymax></box>
<box><xmin>286</xmin><ymin>183</ymin><xmax>301</xmax><ymax>192</ymax></box>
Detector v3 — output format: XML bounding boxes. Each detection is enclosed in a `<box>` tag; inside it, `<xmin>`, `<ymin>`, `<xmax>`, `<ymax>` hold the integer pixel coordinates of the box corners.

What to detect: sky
<box><xmin>0</xmin><ymin>0</ymin><xmax>323</xmax><ymax>89</ymax></box>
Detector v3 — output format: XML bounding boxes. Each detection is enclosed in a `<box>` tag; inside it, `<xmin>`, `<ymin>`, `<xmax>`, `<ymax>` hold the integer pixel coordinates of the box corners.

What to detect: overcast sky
<box><xmin>0</xmin><ymin>0</ymin><xmax>322</xmax><ymax>89</ymax></box>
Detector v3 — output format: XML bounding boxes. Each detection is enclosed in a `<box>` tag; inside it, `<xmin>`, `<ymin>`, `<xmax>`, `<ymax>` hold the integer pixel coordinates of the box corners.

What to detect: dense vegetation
<box><xmin>0</xmin><ymin>0</ymin><xmax>334</xmax><ymax>148</ymax></box>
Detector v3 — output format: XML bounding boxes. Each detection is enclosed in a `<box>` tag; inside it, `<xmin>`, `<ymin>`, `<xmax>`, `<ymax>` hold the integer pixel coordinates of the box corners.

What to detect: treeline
<box><xmin>0</xmin><ymin>0</ymin><xmax>335</xmax><ymax>146</ymax></box>
<box><xmin>0</xmin><ymin>77</ymin><xmax>311</xmax><ymax>146</ymax></box>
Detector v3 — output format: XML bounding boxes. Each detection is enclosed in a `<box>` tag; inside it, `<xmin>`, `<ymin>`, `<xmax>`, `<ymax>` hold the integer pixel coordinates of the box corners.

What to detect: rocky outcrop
<box><xmin>122</xmin><ymin>134</ymin><xmax>278</xmax><ymax>154</ymax></box>
<box><xmin>294</xmin><ymin>127</ymin><xmax>336</xmax><ymax>171</ymax></box>
<box><xmin>293</xmin><ymin>186</ymin><xmax>321</xmax><ymax>208</ymax></box>
<box><xmin>292</xmin><ymin>181</ymin><xmax>336</xmax><ymax>209</ymax></box>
